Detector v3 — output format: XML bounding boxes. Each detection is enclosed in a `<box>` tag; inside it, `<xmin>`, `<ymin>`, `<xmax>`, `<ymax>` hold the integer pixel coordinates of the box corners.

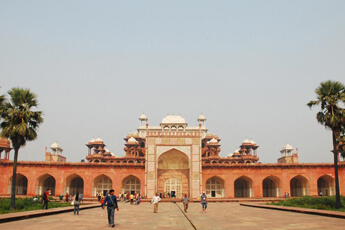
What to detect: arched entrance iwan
<box><xmin>7</xmin><ymin>174</ymin><xmax>28</xmax><ymax>195</ymax></box>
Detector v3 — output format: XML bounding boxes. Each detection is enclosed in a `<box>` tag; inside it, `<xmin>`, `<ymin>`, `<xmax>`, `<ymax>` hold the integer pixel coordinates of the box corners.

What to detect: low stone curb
<box><xmin>240</xmin><ymin>202</ymin><xmax>345</xmax><ymax>219</ymax></box>
<box><xmin>0</xmin><ymin>203</ymin><xmax>101</xmax><ymax>223</ymax></box>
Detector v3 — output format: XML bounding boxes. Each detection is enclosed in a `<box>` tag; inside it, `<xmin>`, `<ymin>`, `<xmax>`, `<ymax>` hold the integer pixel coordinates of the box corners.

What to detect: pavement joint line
<box><xmin>240</xmin><ymin>203</ymin><xmax>345</xmax><ymax>219</ymax></box>
<box><xmin>175</xmin><ymin>202</ymin><xmax>197</xmax><ymax>230</ymax></box>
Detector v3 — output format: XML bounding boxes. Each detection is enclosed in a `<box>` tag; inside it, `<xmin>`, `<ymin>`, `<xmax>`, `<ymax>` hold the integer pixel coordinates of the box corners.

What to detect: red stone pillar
<box><xmin>253</xmin><ymin>174</ymin><xmax>263</xmax><ymax>198</ymax></box>
<box><xmin>55</xmin><ymin>176</ymin><xmax>65</xmax><ymax>196</ymax></box>
<box><xmin>281</xmin><ymin>172</ymin><xmax>290</xmax><ymax>197</ymax></box>
<box><xmin>84</xmin><ymin>174</ymin><xmax>93</xmax><ymax>197</ymax></box>
<box><xmin>27</xmin><ymin>176</ymin><xmax>36</xmax><ymax>196</ymax></box>
<box><xmin>309</xmin><ymin>174</ymin><xmax>318</xmax><ymax>196</ymax></box>
<box><xmin>225</xmin><ymin>175</ymin><xmax>234</xmax><ymax>198</ymax></box>
<box><xmin>112</xmin><ymin>175</ymin><xmax>121</xmax><ymax>196</ymax></box>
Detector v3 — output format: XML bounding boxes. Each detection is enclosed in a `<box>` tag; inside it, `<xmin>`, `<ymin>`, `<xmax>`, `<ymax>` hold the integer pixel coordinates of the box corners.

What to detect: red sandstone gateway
<box><xmin>0</xmin><ymin>115</ymin><xmax>344</xmax><ymax>199</ymax></box>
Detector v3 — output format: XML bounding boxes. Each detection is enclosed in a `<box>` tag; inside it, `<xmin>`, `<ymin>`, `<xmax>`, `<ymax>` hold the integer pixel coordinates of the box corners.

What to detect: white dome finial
<box><xmin>139</xmin><ymin>113</ymin><xmax>148</xmax><ymax>120</ymax></box>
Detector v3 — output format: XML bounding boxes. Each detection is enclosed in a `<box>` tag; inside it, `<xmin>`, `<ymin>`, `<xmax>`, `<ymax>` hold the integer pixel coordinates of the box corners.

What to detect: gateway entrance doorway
<box><xmin>165</xmin><ymin>178</ymin><xmax>182</xmax><ymax>198</ymax></box>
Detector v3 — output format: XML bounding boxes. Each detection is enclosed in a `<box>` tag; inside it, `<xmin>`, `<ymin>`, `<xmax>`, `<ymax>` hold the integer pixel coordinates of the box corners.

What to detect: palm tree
<box><xmin>0</xmin><ymin>87</ymin><xmax>5</xmax><ymax>110</ymax></box>
<box><xmin>307</xmin><ymin>80</ymin><xmax>345</xmax><ymax>209</ymax></box>
<box><xmin>0</xmin><ymin>88</ymin><xmax>43</xmax><ymax>209</ymax></box>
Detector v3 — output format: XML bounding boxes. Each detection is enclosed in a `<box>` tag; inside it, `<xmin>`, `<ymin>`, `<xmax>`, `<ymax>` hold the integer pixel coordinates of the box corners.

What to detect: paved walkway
<box><xmin>1</xmin><ymin>202</ymin><xmax>345</xmax><ymax>229</ymax></box>
<box><xmin>178</xmin><ymin>203</ymin><xmax>345</xmax><ymax>229</ymax></box>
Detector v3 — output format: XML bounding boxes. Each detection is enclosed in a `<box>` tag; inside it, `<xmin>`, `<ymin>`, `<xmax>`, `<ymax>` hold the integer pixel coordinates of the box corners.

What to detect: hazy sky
<box><xmin>1</xmin><ymin>0</ymin><xmax>345</xmax><ymax>163</ymax></box>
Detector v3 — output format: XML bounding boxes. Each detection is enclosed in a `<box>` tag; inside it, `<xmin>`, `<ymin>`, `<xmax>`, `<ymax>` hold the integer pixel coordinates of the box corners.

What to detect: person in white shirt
<box><xmin>151</xmin><ymin>193</ymin><xmax>161</xmax><ymax>213</ymax></box>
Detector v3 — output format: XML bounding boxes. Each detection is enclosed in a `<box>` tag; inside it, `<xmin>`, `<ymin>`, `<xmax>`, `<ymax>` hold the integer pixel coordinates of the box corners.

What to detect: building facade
<box><xmin>0</xmin><ymin>114</ymin><xmax>344</xmax><ymax>199</ymax></box>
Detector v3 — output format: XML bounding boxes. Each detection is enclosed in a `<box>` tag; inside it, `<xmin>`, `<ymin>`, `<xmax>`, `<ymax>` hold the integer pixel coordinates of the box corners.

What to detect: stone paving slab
<box><xmin>177</xmin><ymin>202</ymin><xmax>345</xmax><ymax>229</ymax></box>
<box><xmin>0</xmin><ymin>203</ymin><xmax>100</xmax><ymax>223</ymax></box>
<box><xmin>0</xmin><ymin>203</ymin><xmax>194</xmax><ymax>230</ymax></box>
<box><xmin>1</xmin><ymin>202</ymin><xmax>345</xmax><ymax>229</ymax></box>
<box><xmin>240</xmin><ymin>202</ymin><xmax>345</xmax><ymax>219</ymax></box>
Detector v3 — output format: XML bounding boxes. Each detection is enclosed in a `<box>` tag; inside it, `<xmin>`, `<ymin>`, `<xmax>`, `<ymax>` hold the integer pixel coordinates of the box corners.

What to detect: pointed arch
<box><xmin>234</xmin><ymin>175</ymin><xmax>254</xmax><ymax>198</ymax></box>
<box><xmin>158</xmin><ymin>148</ymin><xmax>189</xmax><ymax>169</ymax></box>
<box><xmin>65</xmin><ymin>173</ymin><xmax>84</xmax><ymax>195</ymax></box>
<box><xmin>290</xmin><ymin>175</ymin><xmax>309</xmax><ymax>197</ymax></box>
<box><xmin>36</xmin><ymin>173</ymin><xmax>56</xmax><ymax>196</ymax></box>
<box><xmin>206</xmin><ymin>176</ymin><xmax>225</xmax><ymax>198</ymax></box>
<box><xmin>93</xmin><ymin>174</ymin><xmax>113</xmax><ymax>196</ymax></box>
<box><xmin>122</xmin><ymin>175</ymin><xmax>141</xmax><ymax>195</ymax></box>
<box><xmin>165</xmin><ymin>178</ymin><xmax>182</xmax><ymax>198</ymax></box>
<box><xmin>7</xmin><ymin>173</ymin><xmax>27</xmax><ymax>195</ymax></box>
<box><xmin>262</xmin><ymin>175</ymin><xmax>282</xmax><ymax>197</ymax></box>
<box><xmin>317</xmin><ymin>174</ymin><xmax>335</xmax><ymax>196</ymax></box>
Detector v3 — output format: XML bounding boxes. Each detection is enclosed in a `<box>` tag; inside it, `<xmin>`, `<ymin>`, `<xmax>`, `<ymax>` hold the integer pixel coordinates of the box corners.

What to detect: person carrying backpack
<box><xmin>42</xmin><ymin>188</ymin><xmax>50</xmax><ymax>210</ymax></box>
<box><xmin>73</xmin><ymin>193</ymin><xmax>80</xmax><ymax>215</ymax></box>
<box><xmin>102</xmin><ymin>189</ymin><xmax>119</xmax><ymax>228</ymax></box>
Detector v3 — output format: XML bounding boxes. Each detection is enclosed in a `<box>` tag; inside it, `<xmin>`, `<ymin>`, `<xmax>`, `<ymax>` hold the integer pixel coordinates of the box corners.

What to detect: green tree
<box><xmin>0</xmin><ymin>88</ymin><xmax>43</xmax><ymax>209</ymax></box>
<box><xmin>307</xmin><ymin>80</ymin><xmax>345</xmax><ymax>209</ymax></box>
<box><xmin>0</xmin><ymin>87</ymin><xmax>5</xmax><ymax>111</ymax></box>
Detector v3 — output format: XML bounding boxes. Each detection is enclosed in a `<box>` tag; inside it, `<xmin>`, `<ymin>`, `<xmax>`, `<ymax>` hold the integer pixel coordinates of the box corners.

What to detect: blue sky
<box><xmin>1</xmin><ymin>0</ymin><xmax>345</xmax><ymax>163</ymax></box>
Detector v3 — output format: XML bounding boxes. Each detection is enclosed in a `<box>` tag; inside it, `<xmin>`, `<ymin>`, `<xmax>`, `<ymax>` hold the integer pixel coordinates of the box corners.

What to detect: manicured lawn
<box><xmin>270</xmin><ymin>196</ymin><xmax>345</xmax><ymax>212</ymax></box>
<box><xmin>0</xmin><ymin>198</ymin><xmax>72</xmax><ymax>214</ymax></box>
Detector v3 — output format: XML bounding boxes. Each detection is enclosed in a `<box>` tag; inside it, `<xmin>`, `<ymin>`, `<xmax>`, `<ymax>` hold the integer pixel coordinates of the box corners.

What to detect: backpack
<box><xmin>43</xmin><ymin>192</ymin><xmax>47</xmax><ymax>200</ymax></box>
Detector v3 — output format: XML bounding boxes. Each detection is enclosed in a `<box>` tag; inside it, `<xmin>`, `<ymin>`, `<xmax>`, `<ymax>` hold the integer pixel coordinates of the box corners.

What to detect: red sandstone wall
<box><xmin>0</xmin><ymin>162</ymin><xmax>145</xmax><ymax>198</ymax></box>
<box><xmin>1</xmin><ymin>162</ymin><xmax>344</xmax><ymax>198</ymax></box>
<box><xmin>202</xmin><ymin>165</ymin><xmax>345</xmax><ymax>198</ymax></box>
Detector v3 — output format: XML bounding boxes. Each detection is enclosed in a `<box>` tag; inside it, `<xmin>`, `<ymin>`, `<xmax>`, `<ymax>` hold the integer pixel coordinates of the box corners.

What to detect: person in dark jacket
<box><xmin>42</xmin><ymin>188</ymin><xmax>50</xmax><ymax>210</ymax></box>
<box><xmin>102</xmin><ymin>189</ymin><xmax>119</xmax><ymax>228</ymax></box>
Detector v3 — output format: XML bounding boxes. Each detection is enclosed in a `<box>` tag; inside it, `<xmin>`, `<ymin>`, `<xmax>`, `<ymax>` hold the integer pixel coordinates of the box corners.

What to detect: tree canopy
<box><xmin>0</xmin><ymin>88</ymin><xmax>43</xmax><ymax>149</ymax></box>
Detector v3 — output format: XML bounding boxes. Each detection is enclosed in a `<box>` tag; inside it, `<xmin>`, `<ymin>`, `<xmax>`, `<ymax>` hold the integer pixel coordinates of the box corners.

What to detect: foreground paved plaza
<box><xmin>1</xmin><ymin>202</ymin><xmax>345</xmax><ymax>230</ymax></box>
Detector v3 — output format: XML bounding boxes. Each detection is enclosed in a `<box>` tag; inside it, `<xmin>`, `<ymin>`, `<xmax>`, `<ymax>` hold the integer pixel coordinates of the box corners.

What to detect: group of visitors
<box><xmin>40</xmin><ymin>187</ymin><xmax>208</xmax><ymax>227</ymax></box>
<box><xmin>118</xmin><ymin>192</ymin><xmax>142</xmax><ymax>205</ymax></box>
<box><xmin>151</xmin><ymin>191</ymin><xmax>208</xmax><ymax>214</ymax></box>
<box><xmin>40</xmin><ymin>188</ymin><xmax>83</xmax><ymax>214</ymax></box>
<box><xmin>56</xmin><ymin>192</ymin><xmax>83</xmax><ymax>203</ymax></box>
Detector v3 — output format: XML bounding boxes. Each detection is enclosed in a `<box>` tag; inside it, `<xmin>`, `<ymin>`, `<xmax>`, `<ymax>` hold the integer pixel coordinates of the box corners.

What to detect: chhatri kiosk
<box><xmin>0</xmin><ymin>114</ymin><xmax>344</xmax><ymax>199</ymax></box>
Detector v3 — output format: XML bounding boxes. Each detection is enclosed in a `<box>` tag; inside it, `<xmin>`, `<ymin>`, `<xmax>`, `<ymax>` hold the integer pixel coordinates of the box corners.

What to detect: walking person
<box><xmin>42</xmin><ymin>188</ymin><xmax>50</xmax><ymax>210</ymax></box>
<box><xmin>200</xmin><ymin>191</ymin><xmax>207</xmax><ymax>213</ymax></box>
<box><xmin>73</xmin><ymin>193</ymin><xmax>80</xmax><ymax>215</ymax></box>
<box><xmin>65</xmin><ymin>193</ymin><xmax>69</xmax><ymax>203</ymax></box>
<box><xmin>102</xmin><ymin>189</ymin><xmax>119</xmax><ymax>228</ymax></box>
<box><xmin>181</xmin><ymin>194</ymin><xmax>189</xmax><ymax>213</ymax></box>
<box><xmin>151</xmin><ymin>193</ymin><xmax>161</xmax><ymax>213</ymax></box>
<box><xmin>59</xmin><ymin>193</ymin><xmax>63</xmax><ymax>202</ymax></box>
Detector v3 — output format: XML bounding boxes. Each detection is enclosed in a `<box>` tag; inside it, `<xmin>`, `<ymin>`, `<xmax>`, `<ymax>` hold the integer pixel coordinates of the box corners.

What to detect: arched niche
<box><xmin>65</xmin><ymin>174</ymin><xmax>84</xmax><ymax>195</ymax></box>
<box><xmin>36</xmin><ymin>174</ymin><xmax>56</xmax><ymax>196</ymax></box>
<box><xmin>290</xmin><ymin>175</ymin><xmax>309</xmax><ymax>197</ymax></box>
<box><xmin>93</xmin><ymin>174</ymin><xmax>112</xmax><ymax>196</ymax></box>
<box><xmin>158</xmin><ymin>149</ymin><xmax>189</xmax><ymax>169</ymax></box>
<box><xmin>7</xmin><ymin>173</ymin><xmax>28</xmax><ymax>195</ymax></box>
<box><xmin>263</xmin><ymin>175</ymin><xmax>282</xmax><ymax>197</ymax></box>
<box><xmin>234</xmin><ymin>176</ymin><xmax>254</xmax><ymax>198</ymax></box>
<box><xmin>206</xmin><ymin>177</ymin><xmax>225</xmax><ymax>198</ymax></box>
<box><xmin>317</xmin><ymin>175</ymin><xmax>335</xmax><ymax>196</ymax></box>
<box><xmin>122</xmin><ymin>175</ymin><xmax>141</xmax><ymax>195</ymax></box>
<box><xmin>165</xmin><ymin>178</ymin><xmax>182</xmax><ymax>198</ymax></box>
